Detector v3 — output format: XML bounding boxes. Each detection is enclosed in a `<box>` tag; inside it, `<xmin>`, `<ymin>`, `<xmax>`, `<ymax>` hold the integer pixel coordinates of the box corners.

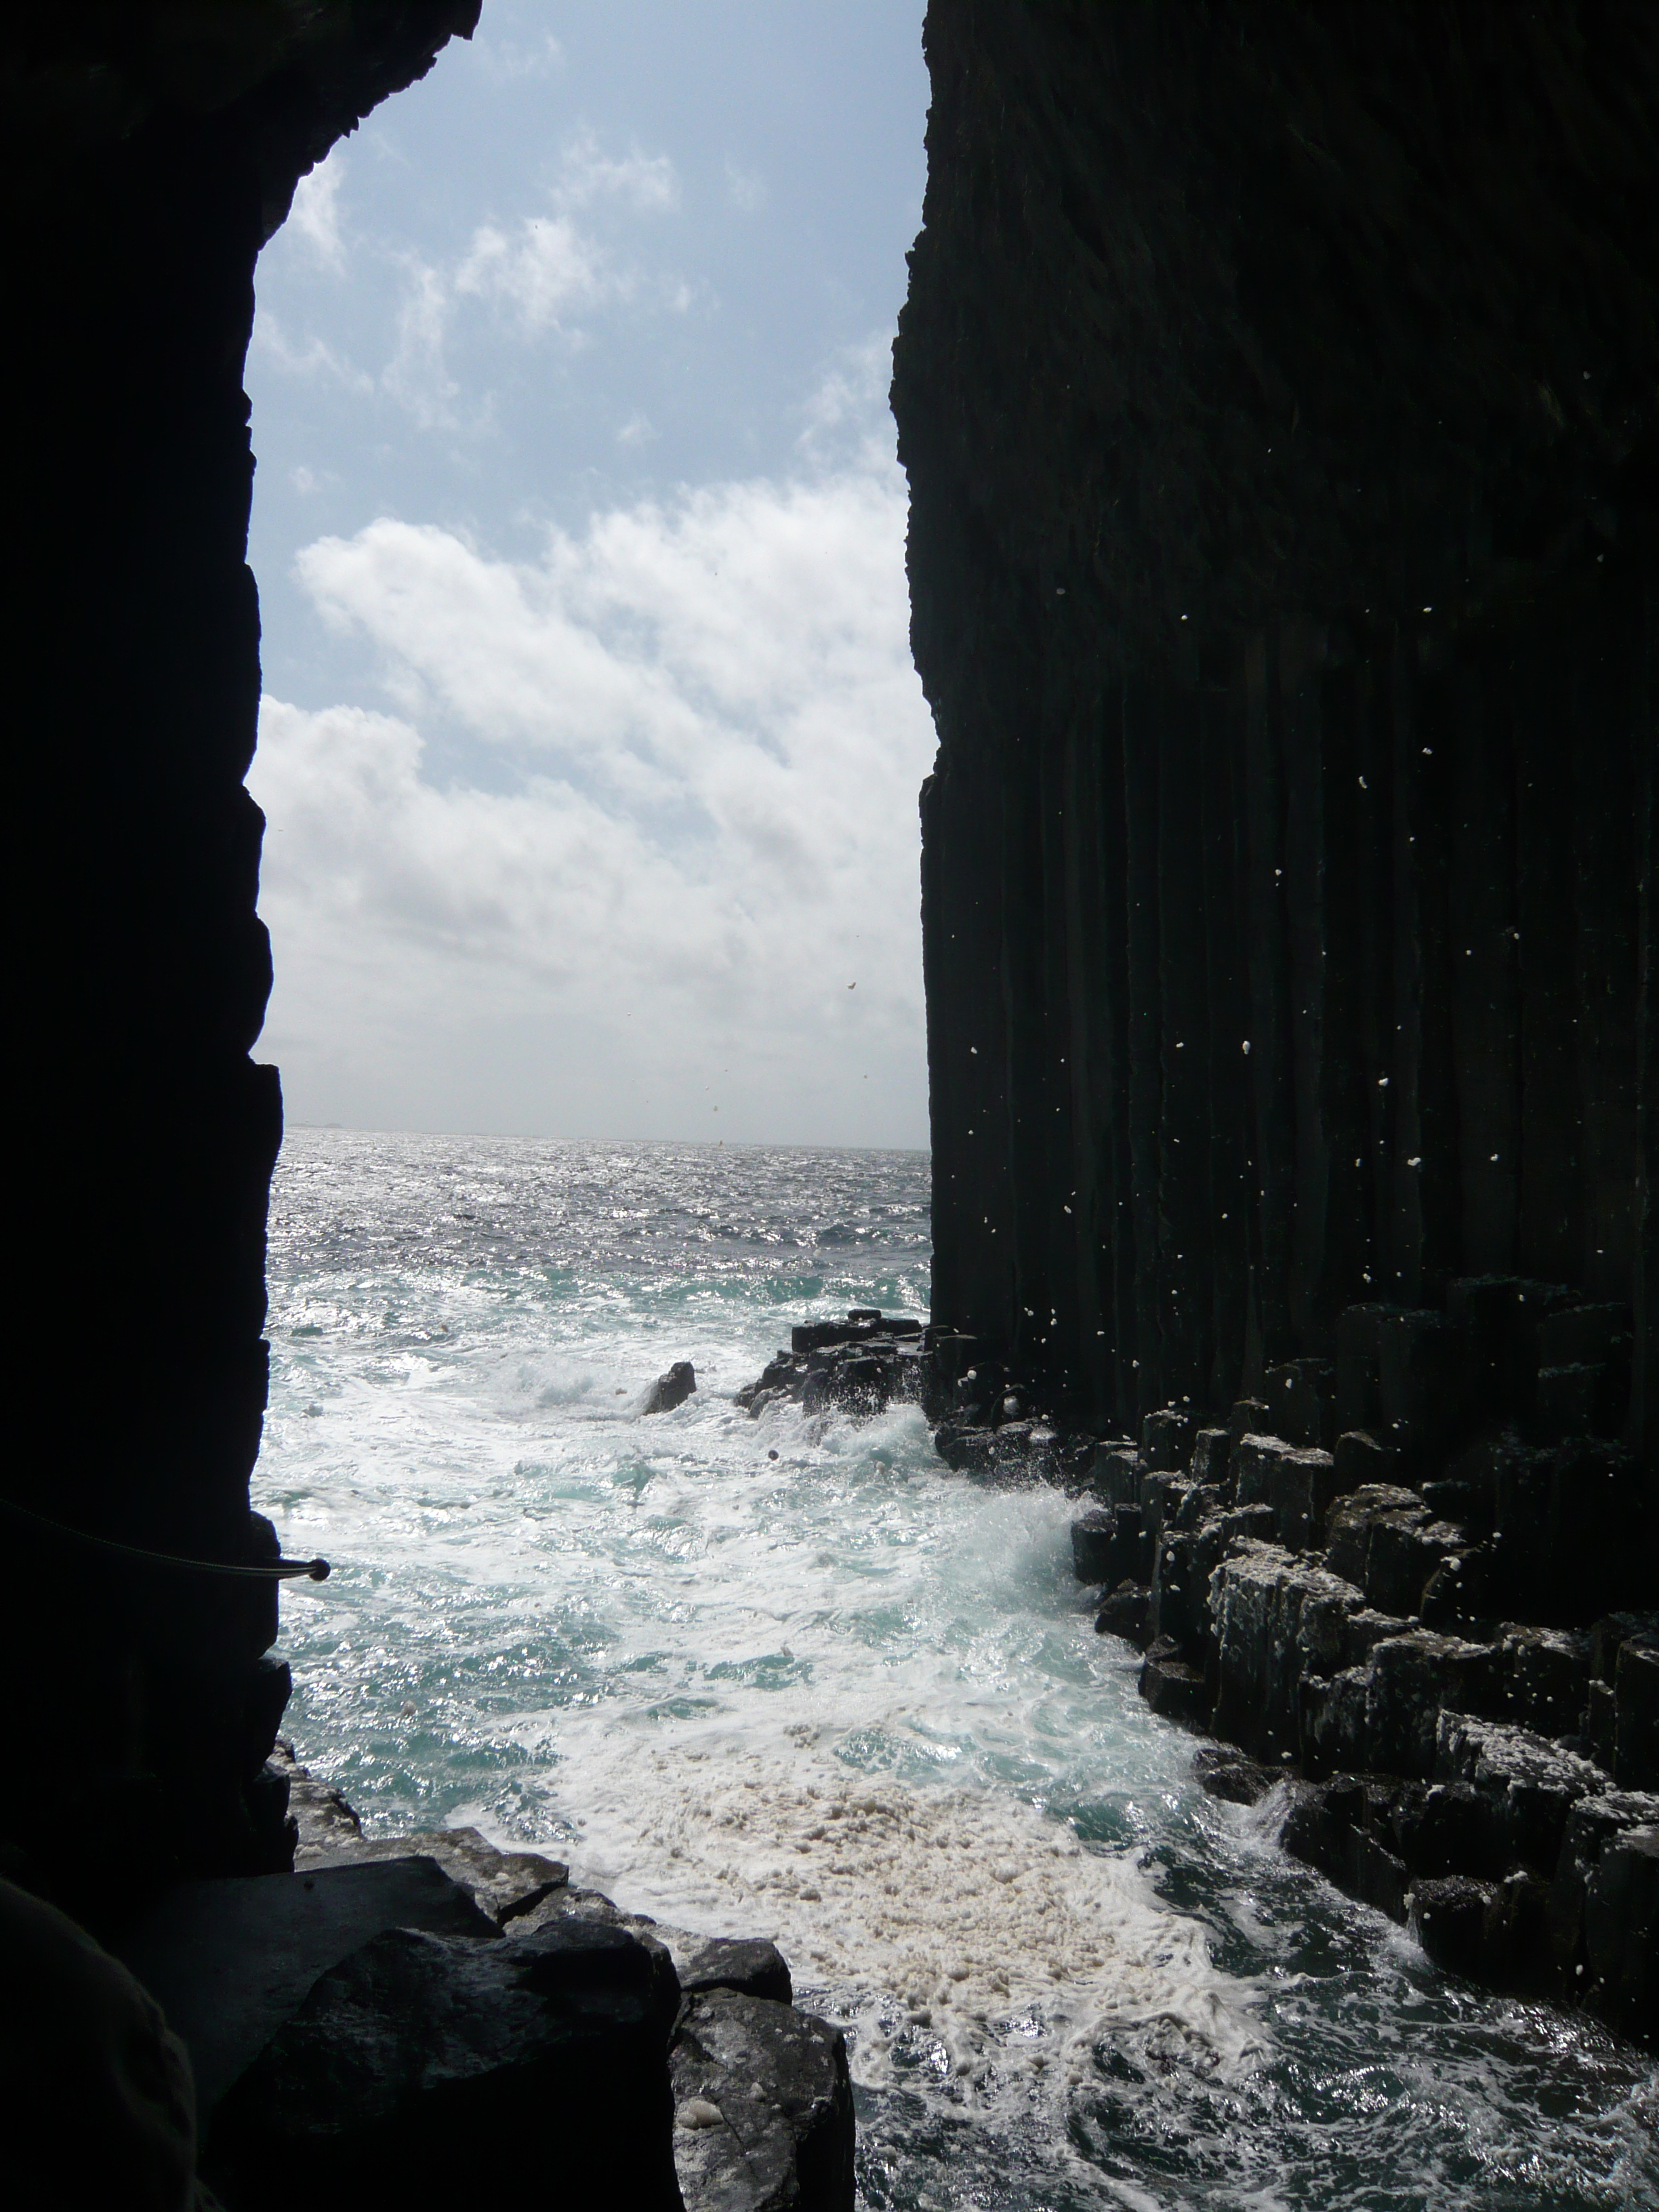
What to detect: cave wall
<box><xmin>1</xmin><ymin>2</ymin><xmax>479</xmax><ymax>1924</ymax></box>
<box><xmin>895</xmin><ymin>1</ymin><xmax>1658</xmax><ymax>1462</ymax></box>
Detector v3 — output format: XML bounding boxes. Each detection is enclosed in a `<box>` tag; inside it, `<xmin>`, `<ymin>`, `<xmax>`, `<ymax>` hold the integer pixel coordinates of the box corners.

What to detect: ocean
<box><xmin>258</xmin><ymin>1128</ymin><xmax>1655</xmax><ymax>2209</ymax></box>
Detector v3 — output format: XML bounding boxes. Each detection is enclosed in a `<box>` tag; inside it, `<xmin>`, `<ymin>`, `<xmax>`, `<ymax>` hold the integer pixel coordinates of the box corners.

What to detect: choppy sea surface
<box><xmin>258</xmin><ymin>1129</ymin><xmax>1656</xmax><ymax>2210</ymax></box>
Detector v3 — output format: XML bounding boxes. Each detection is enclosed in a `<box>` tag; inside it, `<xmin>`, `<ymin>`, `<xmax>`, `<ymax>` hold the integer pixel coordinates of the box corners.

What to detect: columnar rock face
<box><xmin>2</xmin><ymin>3</ymin><xmax>480</xmax><ymax>1923</ymax></box>
<box><xmin>893</xmin><ymin>3</ymin><xmax>1659</xmax><ymax>1459</ymax></box>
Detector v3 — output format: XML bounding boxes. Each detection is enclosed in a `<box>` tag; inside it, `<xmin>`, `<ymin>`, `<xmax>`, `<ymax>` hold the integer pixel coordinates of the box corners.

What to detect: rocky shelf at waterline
<box><xmin>742</xmin><ymin>1295</ymin><xmax>1656</xmax><ymax>2047</ymax></box>
<box><xmin>735</xmin><ymin>1309</ymin><xmax>930</xmax><ymax>1420</ymax></box>
<box><xmin>157</xmin><ymin>1743</ymin><xmax>857</xmax><ymax>2211</ymax></box>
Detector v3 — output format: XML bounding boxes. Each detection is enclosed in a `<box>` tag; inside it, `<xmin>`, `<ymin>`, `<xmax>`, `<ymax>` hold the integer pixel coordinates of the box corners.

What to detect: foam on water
<box><xmin>258</xmin><ymin>1130</ymin><xmax>1657</xmax><ymax>2209</ymax></box>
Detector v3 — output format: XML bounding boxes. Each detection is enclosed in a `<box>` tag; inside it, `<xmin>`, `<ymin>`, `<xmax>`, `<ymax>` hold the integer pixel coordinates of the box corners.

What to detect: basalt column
<box><xmin>895</xmin><ymin>2</ymin><xmax>1658</xmax><ymax>1468</ymax></box>
<box><xmin>1</xmin><ymin>3</ymin><xmax>478</xmax><ymax>1927</ymax></box>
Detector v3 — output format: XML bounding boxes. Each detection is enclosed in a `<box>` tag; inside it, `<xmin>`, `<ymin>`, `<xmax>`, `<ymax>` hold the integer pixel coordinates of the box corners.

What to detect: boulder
<box><xmin>737</xmin><ymin>1353</ymin><xmax>805</xmax><ymax>1412</ymax></box>
<box><xmin>670</xmin><ymin>1990</ymin><xmax>855</xmax><ymax>2212</ymax></box>
<box><xmin>510</xmin><ymin>1886</ymin><xmax>794</xmax><ymax>2007</ymax></box>
<box><xmin>205</xmin><ymin>1916</ymin><xmax>682</xmax><ymax>2210</ymax></box>
<box><xmin>642</xmin><ymin>1362</ymin><xmax>697</xmax><ymax>1415</ymax></box>
<box><xmin>114</xmin><ymin>1859</ymin><xmax>499</xmax><ymax>2118</ymax></box>
<box><xmin>1192</xmin><ymin>1746</ymin><xmax>1278</xmax><ymax>1805</ymax></box>
<box><xmin>802</xmin><ymin>1353</ymin><xmax>891</xmax><ymax>1417</ymax></box>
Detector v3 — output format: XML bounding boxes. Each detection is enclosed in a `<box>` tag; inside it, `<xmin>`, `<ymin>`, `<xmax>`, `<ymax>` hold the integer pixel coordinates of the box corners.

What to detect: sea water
<box><xmin>258</xmin><ymin>1129</ymin><xmax>1655</xmax><ymax>2209</ymax></box>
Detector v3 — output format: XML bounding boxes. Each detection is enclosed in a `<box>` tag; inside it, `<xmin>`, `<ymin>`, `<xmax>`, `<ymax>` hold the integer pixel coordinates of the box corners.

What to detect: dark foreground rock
<box><xmin>177</xmin><ymin>1797</ymin><xmax>839</xmax><ymax>2208</ymax></box>
<box><xmin>516</xmin><ymin>1883</ymin><xmax>794</xmax><ymax>2005</ymax></box>
<box><xmin>204</xmin><ymin>1915</ymin><xmax>684</xmax><ymax>2210</ymax></box>
<box><xmin>644</xmin><ymin>1361</ymin><xmax>698</xmax><ymax>1414</ymax></box>
<box><xmin>115</xmin><ymin>1858</ymin><xmax>497</xmax><ymax>2115</ymax></box>
<box><xmin>670</xmin><ymin>1990</ymin><xmax>855</xmax><ymax>2212</ymax></box>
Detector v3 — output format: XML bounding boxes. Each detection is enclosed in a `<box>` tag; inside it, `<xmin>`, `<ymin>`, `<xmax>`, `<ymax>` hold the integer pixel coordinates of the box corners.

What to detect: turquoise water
<box><xmin>258</xmin><ymin>1130</ymin><xmax>1656</xmax><ymax>2209</ymax></box>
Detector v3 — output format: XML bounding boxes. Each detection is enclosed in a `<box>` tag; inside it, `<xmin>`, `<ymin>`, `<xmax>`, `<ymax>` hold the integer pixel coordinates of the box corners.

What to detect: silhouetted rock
<box><xmin>5</xmin><ymin>0</ymin><xmax>485</xmax><ymax>1920</ymax></box>
<box><xmin>1193</xmin><ymin>1748</ymin><xmax>1277</xmax><ymax>1805</ymax></box>
<box><xmin>205</xmin><ymin>1916</ymin><xmax>682</xmax><ymax>2210</ymax></box>
<box><xmin>115</xmin><ymin>1859</ymin><xmax>499</xmax><ymax>2118</ymax></box>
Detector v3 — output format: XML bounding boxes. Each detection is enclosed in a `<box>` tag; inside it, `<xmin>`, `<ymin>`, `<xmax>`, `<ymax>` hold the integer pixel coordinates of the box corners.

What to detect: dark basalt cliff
<box><xmin>895</xmin><ymin>1</ymin><xmax>1659</xmax><ymax>1468</ymax></box>
<box><xmin>2</xmin><ymin>3</ymin><xmax>480</xmax><ymax>1925</ymax></box>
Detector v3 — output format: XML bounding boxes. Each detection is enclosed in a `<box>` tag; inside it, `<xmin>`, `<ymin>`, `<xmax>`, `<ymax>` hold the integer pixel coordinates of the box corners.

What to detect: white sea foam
<box><xmin>547</xmin><ymin>1741</ymin><xmax>1263</xmax><ymax>2094</ymax></box>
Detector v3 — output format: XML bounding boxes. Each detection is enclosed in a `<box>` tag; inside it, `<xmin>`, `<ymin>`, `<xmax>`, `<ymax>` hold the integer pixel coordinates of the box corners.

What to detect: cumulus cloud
<box><xmin>255</xmin><ymin>131</ymin><xmax>683</xmax><ymax>424</ymax></box>
<box><xmin>251</xmin><ymin>447</ymin><xmax>935</xmax><ymax>1143</ymax></box>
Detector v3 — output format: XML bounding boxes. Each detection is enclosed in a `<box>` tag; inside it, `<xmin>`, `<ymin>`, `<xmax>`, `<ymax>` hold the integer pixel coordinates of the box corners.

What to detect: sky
<box><xmin>246</xmin><ymin>0</ymin><xmax>934</xmax><ymax>1148</ymax></box>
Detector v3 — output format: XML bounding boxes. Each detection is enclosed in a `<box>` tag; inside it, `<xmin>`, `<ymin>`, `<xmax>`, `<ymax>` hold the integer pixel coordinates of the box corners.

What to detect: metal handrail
<box><xmin>0</xmin><ymin>1495</ymin><xmax>331</xmax><ymax>1580</ymax></box>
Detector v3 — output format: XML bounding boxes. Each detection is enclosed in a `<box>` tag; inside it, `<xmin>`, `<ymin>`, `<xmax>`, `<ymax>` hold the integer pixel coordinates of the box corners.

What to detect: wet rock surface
<box><xmin>643</xmin><ymin>1361</ymin><xmax>698</xmax><ymax>1415</ymax></box>
<box><xmin>670</xmin><ymin>1990</ymin><xmax>855</xmax><ymax>2212</ymax></box>
<box><xmin>125</xmin><ymin>1781</ymin><xmax>842</xmax><ymax>2207</ymax></box>
<box><xmin>736</xmin><ymin>1311</ymin><xmax>927</xmax><ymax>1424</ymax></box>
<box><xmin>1044</xmin><ymin>1369</ymin><xmax>1656</xmax><ymax>2043</ymax></box>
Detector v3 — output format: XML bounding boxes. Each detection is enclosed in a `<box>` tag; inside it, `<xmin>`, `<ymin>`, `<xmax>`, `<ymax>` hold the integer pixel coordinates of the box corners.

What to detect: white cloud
<box><xmin>249</xmin><ymin>310</ymin><xmax>375</xmax><ymax>394</ymax></box>
<box><xmin>251</xmin><ymin>448</ymin><xmax>935</xmax><ymax>1143</ymax></box>
<box><xmin>288</xmin><ymin>152</ymin><xmax>346</xmax><ymax>269</ymax></box>
<box><xmin>557</xmin><ymin>131</ymin><xmax>679</xmax><ymax>214</ymax></box>
<box><xmin>616</xmin><ymin>413</ymin><xmax>657</xmax><ymax>448</ymax></box>
<box><xmin>381</xmin><ymin>257</ymin><xmax>460</xmax><ymax>427</ymax></box>
<box><xmin>468</xmin><ymin>28</ymin><xmax>564</xmax><ymax>81</ymax></box>
<box><xmin>456</xmin><ymin>213</ymin><xmax>613</xmax><ymax>333</ymax></box>
<box><xmin>800</xmin><ymin>335</ymin><xmax>895</xmax><ymax>462</ymax></box>
<box><xmin>725</xmin><ymin>158</ymin><xmax>768</xmax><ymax>214</ymax></box>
